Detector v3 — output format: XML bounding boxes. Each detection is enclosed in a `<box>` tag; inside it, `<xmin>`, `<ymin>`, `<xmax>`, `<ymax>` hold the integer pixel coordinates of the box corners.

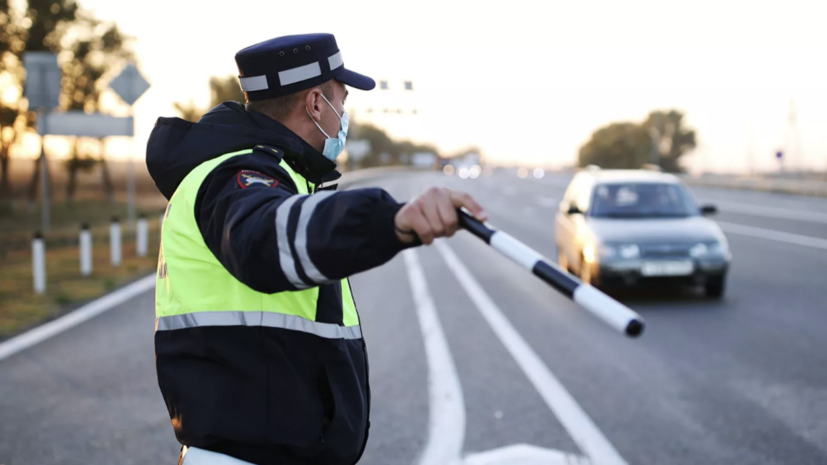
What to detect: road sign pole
<box><xmin>38</xmin><ymin>58</ymin><xmax>50</xmax><ymax>234</ymax></box>
<box><xmin>26</xmin><ymin>52</ymin><xmax>60</xmax><ymax>235</ymax></box>
<box><xmin>108</xmin><ymin>63</ymin><xmax>150</xmax><ymax>229</ymax></box>
<box><xmin>38</xmin><ymin>108</ymin><xmax>50</xmax><ymax>234</ymax></box>
<box><xmin>127</xmin><ymin>151</ymin><xmax>136</xmax><ymax>230</ymax></box>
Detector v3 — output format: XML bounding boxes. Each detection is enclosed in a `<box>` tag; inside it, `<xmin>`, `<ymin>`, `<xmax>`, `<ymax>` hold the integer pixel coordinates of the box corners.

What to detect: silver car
<box><xmin>555</xmin><ymin>169</ymin><xmax>732</xmax><ymax>297</ymax></box>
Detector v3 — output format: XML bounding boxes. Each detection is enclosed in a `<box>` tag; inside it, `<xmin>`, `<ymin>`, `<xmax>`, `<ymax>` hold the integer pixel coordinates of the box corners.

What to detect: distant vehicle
<box><xmin>411</xmin><ymin>152</ymin><xmax>437</xmax><ymax>169</ymax></box>
<box><xmin>442</xmin><ymin>153</ymin><xmax>483</xmax><ymax>179</ymax></box>
<box><xmin>555</xmin><ymin>169</ymin><xmax>731</xmax><ymax>297</ymax></box>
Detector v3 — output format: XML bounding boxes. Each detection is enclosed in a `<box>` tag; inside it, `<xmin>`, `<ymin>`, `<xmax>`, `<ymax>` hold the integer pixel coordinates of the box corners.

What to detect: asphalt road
<box><xmin>2</xmin><ymin>171</ymin><xmax>826</xmax><ymax>465</ymax></box>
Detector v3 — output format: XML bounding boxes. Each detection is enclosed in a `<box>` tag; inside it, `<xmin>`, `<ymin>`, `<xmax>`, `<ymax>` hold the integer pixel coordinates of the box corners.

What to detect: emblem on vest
<box><xmin>237</xmin><ymin>170</ymin><xmax>278</xmax><ymax>189</ymax></box>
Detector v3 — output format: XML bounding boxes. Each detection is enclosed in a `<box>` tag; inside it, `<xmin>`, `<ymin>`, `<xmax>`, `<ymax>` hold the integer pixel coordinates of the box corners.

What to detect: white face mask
<box><xmin>307</xmin><ymin>93</ymin><xmax>349</xmax><ymax>161</ymax></box>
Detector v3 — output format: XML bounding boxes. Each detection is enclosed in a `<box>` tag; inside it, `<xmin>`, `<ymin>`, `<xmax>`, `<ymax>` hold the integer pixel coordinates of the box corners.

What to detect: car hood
<box><xmin>586</xmin><ymin>216</ymin><xmax>726</xmax><ymax>244</ymax></box>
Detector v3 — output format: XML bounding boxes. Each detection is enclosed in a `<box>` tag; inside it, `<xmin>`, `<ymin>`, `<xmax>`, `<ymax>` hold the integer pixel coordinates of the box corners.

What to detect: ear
<box><xmin>305</xmin><ymin>88</ymin><xmax>324</xmax><ymax>120</ymax></box>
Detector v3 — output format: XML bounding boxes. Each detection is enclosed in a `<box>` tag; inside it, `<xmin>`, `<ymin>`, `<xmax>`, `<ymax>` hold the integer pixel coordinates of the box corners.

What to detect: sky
<box><xmin>73</xmin><ymin>0</ymin><xmax>827</xmax><ymax>173</ymax></box>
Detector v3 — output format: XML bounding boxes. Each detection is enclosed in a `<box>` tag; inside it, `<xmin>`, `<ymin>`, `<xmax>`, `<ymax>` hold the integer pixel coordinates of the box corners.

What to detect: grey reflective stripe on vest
<box><xmin>156</xmin><ymin>311</ymin><xmax>362</xmax><ymax>339</ymax></box>
<box><xmin>295</xmin><ymin>191</ymin><xmax>336</xmax><ymax>284</ymax></box>
<box><xmin>275</xmin><ymin>194</ymin><xmax>308</xmax><ymax>288</ymax></box>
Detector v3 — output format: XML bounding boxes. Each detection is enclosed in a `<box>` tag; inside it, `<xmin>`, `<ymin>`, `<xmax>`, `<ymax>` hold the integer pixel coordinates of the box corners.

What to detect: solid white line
<box><xmin>403</xmin><ymin>250</ymin><xmax>465</xmax><ymax>465</ymax></box>
<box><xmin>463</xmin><ymin>443</ymin><xmax>591</xmax><ymax>465</ymax></box>
<box><xmin>434</xmin><ymin>240</ymin><xmax>628</xmax><ymax>465</ymax></box>
<box><xmin>0</xmin><ymin>274</ymin><xmax>156</xmax><ymax>362</ymax></box>
<box><xmin>717</xmin><ymin>221</ymin><xmax>827</xmax><ymax>250</ymax></box>
<box><xmin>706</xmin><ymin>199</ymin><xmax>827</xmax><ymax>224</ymax></box>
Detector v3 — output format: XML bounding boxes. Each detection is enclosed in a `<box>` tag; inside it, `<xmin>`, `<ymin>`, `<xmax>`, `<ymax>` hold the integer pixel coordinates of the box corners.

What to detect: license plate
<box><xmin>641</xmin><ymin>260</ymin><xmax>694</xmax><ymax>277</ymax></box>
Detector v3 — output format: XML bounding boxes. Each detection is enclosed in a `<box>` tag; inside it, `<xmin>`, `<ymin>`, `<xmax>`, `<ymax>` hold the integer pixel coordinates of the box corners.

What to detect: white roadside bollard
<box><xmin>80</xmin><ymin>223</ymin><xmax>93</xmax><ymax>276</ymax></box>
<box><xmin>110</xmin><ymin>217</ymin><xmax>122</xmax><ymax>266</ymax></box>
<box><xmin>32</xmin><ymin>232</ymin><xmax>46</xmax><ymax>294</ymax></box>
<box><xmin>137</xmin><ymin>214</ymin><xmax>148</xmax><ymax>257</ymax></box>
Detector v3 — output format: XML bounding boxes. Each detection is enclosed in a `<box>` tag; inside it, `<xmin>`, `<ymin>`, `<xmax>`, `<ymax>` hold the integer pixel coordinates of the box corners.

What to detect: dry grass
<box><xmin>0</xmin><ymin>216</ymin><xmax>161</xmax><ymax>340</ymax></box>
<box><xmin>0</xmin><ymin>158</ymin><xmax>168</xmax><ymax>339</ymax></box>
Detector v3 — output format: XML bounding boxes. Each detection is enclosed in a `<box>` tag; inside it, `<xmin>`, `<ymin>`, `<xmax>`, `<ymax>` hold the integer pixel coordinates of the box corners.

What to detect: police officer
<box><xmin>146</xmin><ymin>33</ymin><xmax>486</xmax><ymax>465</ymax></box>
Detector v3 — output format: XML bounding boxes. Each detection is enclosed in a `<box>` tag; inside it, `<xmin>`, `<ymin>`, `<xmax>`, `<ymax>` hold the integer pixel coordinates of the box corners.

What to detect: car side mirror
<box><xmin>700</xmin><ymin>205</ymin><xmax>717</xmax><ymax>216</ymax></box>
<box><xmin>567</xmin><ymin>204</ymin><xmax>582</xmax><ymax>215</ymax></box>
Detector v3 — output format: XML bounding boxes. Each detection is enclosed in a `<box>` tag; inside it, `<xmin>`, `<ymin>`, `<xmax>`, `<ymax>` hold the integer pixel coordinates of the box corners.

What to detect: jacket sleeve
<box><xmin>195</xmin><ymin>153</ymin><xmax>409</xmax><ymax>294</ymax></box>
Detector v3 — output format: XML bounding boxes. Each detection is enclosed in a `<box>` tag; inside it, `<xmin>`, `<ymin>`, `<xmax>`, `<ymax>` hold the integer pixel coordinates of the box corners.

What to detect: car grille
<box><xmin>639</xmin><ymin>244</ymin><xmax>692</xmax><ymax>258</ymax></box>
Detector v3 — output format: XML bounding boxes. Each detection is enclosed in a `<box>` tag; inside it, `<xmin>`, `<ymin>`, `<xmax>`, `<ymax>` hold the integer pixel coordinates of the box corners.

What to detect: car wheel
<box><xmin>705</xmin><ymin>275</ymin><xmax>726</xmax><ymax>298</ymax></box>
<box><xmin>557</xmin><ymin>246</ymin><xmax>569</xmax><ymax>272</ymax></box>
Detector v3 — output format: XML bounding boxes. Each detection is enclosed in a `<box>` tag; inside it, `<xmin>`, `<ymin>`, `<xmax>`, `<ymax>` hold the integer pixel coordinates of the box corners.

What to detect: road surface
<box><xmin>1</xmin><ymin>171</ymin><xmax>825</xmax><ymax>465</ymax></box>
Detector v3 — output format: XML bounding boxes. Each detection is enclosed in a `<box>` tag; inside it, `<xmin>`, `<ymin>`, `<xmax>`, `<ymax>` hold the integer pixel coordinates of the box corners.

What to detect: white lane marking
<box><xmin>404</xmin><ymin>250</ymin><xmax>465</xmax><ymax>465</ymax></box>
<box><xmin>536</xmin><ymin>196</ymin><xmax>558</xmax><ymax>208</ymax></box>
<box><xmin>464</xmin><ymin>443</ymin><xmax>591</xmax><ymax>465</ymax></box>
<box><xmin>435</xmin><ymin>240</ymin><xmax>628</xmax><ymax>465</ymax></box>
<box><xmin>0</xmin><ymin>274</ymin><xmax>156</xmax><ymax>362</ymax></box>
<box><xmin>717</xmin><ymin>221</ymin><xmax>827</xmax><ymax>250</ymax></box>
<box><xmin>704</xmin><ymin>200</ymin><xmax>827</xmax><ymax>224</ymax></box>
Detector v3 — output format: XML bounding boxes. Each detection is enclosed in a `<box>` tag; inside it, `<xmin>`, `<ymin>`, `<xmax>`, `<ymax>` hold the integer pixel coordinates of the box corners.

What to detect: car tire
<box><xmin>705</xmin><ymin>275</ymin><xmax>726</xmax><ymax>298</ymax></box>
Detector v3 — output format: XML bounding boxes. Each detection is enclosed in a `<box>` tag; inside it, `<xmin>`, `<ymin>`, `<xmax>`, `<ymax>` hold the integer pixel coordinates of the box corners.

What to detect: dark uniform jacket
<box><xmin>146</xmin><ymin>102</ymin><xmax>410</xmax><ymax>465</ymax></box>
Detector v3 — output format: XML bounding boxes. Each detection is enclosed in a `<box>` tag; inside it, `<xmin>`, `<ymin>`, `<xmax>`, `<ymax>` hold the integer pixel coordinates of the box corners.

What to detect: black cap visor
<box><xmin>337</xmin><ymin>68</ymin><xmax>376</xmax><ymax>91</ymax></box>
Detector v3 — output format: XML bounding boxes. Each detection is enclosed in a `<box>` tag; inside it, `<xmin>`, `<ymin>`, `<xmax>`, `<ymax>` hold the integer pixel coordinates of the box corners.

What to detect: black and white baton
<box><xmin>458</xmin><ymin>210</ymin><xmax>645</xmax><ymax>338</ymax></box>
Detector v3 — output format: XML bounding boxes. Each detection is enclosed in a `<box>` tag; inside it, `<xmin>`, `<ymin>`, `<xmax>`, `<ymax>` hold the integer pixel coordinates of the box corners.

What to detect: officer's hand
<box><xmin>394</xmin><ymin>188</ymin><xmax>487</xmax><ymax>245</ymax></box>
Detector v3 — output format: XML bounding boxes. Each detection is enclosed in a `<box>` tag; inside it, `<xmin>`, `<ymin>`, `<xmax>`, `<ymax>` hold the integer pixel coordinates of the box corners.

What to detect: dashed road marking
<box><xmin>717</xmin><ymin>221</ymin><xmax>827</xmax><ymax>250</ymax></box>
<box><xmin>705</xmin><ymin>199</ymin><xmax>827</xmax><ymax>224</ymax></box>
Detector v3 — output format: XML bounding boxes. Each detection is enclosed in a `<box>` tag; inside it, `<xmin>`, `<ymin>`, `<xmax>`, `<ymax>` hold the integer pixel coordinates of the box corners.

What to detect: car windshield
<box><xmin>590</xmin><ymin>182</ymin><xmax>698</xmax><ymax>218</ymax></box>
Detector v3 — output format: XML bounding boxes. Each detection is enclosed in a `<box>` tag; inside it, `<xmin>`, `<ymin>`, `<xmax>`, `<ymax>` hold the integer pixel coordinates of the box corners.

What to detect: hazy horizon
<box><xmin>11</xmin><ymin>0</ymin><xmax>827</xmax><ymax>174</ymax></box>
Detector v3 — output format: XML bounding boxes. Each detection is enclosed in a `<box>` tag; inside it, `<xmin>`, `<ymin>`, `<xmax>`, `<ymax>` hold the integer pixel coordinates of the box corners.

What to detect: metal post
<box><xmin>127</xmin><ymin>152</ymin><xmax>136</xmax><ymax>230</ymax></box>
<box><xmin>137</xmin><ymin>214</ymin><xmax>148</xmax><ymax>257</ymax></box>
<box><xmin>80</xmin><ymin>223</ymin><xmax>93</xmax><ymax>276</ymax></box>
<box><xmin>32</xmin><ymin>232</ymin><xmax>46</xmax><ymax>294</ymax></box>
<box><xmin>39</xmin><ymin>109</ymin><xmax>50</xmax><ymax>233</ymax></box>
<box><xmin>110</xmin><ymin>217</ymin><xmax>122</xmax><ymax>266</ymax></box>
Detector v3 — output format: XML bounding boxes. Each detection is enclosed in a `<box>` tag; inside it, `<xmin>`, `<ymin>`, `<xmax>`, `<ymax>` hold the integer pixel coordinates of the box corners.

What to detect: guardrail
<box><xmin>682</xmin><ymin>174</ymin><xmax>827</xmax><ymax>198</ymax></box>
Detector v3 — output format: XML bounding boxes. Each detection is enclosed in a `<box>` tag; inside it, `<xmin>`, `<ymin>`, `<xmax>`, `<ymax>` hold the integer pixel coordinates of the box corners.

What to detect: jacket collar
<box><xmin>246</xmin><ymin>110</ymin><xmax>341</xmax><ymax>185</ymax></box>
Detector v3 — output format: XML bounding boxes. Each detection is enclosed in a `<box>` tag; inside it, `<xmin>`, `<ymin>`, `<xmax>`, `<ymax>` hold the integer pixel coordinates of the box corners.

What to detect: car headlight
<box><xmin>618</xmin><ymin>244</ymin><xmax>640</xmax><ymax>259</ymax></box>
<box><xmin>690</xmin><ymin>241</ymin><xmax>727</xmax><ymax>258</ymax></box>
<box><xmin>690</xmin><ymin>243</ymin><xmax>708</xmax><ymax>258</ymax></box>
<box><xmin>584</xmin><ymin>244</ymin><xmax>618</xmax><ymax>263</ymax></box>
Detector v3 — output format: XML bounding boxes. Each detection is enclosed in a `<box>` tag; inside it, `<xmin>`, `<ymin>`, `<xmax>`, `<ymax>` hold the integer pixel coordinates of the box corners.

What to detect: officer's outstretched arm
<box><xmin>196</xmin><ymin>155</ymin><xmax>408</xmax><ymax>294</ymax></box>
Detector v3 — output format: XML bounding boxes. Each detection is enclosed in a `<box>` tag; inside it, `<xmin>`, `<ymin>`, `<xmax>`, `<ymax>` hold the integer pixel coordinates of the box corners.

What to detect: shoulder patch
<box><xmin>237</xmin><ymin>170</ymin><xmax>279</xmax><ymax>189</ymax></box>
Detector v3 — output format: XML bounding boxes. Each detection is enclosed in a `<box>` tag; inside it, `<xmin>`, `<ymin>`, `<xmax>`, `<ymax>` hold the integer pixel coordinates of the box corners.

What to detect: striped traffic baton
<box><xmin>458</xmin><ymin>210</ymin><xmax>645</xmax><ymax>338</ymax></box>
